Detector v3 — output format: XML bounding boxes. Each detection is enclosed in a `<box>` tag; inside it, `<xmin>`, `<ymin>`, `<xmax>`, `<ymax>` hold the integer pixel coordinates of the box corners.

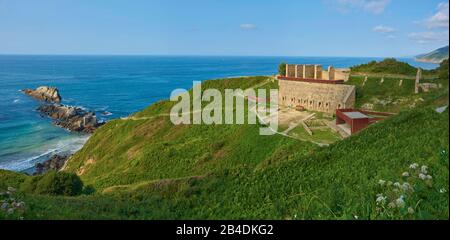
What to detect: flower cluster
<box><xmin>0</xmin><ymin>187</ymin><xmax>25</xmax><ymax>217</ymax></box>
<box><xmin>375</xmin><ymin>163</ymin><xmax>434</xmax><ymax>219</ymax></box>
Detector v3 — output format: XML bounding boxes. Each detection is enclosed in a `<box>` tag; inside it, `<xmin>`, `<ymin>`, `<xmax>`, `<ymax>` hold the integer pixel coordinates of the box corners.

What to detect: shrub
<box><xmin>438</xmin><ymin>59</ymin><xmax>449</xmax><ymax>80</ymax></box>
<box><xmin>21</xmin><ymin>171</ymin><xmax>83</xmax><ymax>196</ymax></box>
<box><xmin>278</xmin><ymin>62</ymin><xmax>286</xmax><ymax>76</ymax></box>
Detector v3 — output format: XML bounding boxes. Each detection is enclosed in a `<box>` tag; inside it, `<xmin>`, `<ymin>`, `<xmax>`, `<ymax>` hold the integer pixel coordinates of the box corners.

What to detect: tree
<box><xmin>278</xmin><ymin>62</ymin><xmax>287</xmax><ymax>76</ymax></box>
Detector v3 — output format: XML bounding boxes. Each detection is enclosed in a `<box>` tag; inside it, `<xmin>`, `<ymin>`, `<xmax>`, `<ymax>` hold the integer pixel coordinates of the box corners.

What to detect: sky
<box><xmin>0</xmin><ymin>0</ymin><xmax>448</xmax><ymax>57</ymax></box>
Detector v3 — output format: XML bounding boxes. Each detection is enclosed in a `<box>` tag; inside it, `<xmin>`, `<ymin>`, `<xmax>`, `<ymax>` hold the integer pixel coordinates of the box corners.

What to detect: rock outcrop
<box><xmin>34</xmin><ymin>154</ymin><xmax>69</xmax><ymax>175</ymax></box>
<box><xmin>38</xmin><ymin>104</ymin><xmax>103</xmax><ymax>133</ymax></box>
<box><xmin>22</xmin><ymin>86</ymin><xmax>62</xmax><ymax>103</ymax></box>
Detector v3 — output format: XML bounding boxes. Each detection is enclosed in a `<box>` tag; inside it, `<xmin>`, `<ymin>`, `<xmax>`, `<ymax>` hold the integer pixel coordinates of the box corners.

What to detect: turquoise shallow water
<box><xmin>0</xmin><ymin>55</ymin><xmax>437</xmax><ymax>172</ymax></box>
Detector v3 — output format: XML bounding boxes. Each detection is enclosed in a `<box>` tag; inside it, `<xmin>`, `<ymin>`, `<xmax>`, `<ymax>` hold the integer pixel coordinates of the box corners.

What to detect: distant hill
<box><xmin>350</xmin><ymin>58</ymin><xmax>419</xmax><ymax>76</ymax></box>
<box><xmin>416</xmin><ymin>46</ymin><xmax>449</xmax><ymax>64</ymax></box>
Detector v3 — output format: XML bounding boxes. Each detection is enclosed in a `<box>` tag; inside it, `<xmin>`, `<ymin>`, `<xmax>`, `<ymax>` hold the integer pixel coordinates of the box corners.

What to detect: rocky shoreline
<box><xmin>22</xmin><ymin>86</ymin><xmax>105</xmax><ymax>175</ymax></box>
<box><xmin>23</xmin><ymin>86</ymin><xmax>104</xmax><ymax>133</ymax></box>
<box><xmin>33</xmin><ymin>154</ymin><xmax>69</xmax><ymax>175</ymax></box>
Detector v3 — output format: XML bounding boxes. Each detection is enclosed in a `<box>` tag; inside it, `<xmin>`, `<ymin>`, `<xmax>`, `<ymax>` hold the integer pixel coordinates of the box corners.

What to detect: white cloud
<box><xmin>373</xmin><ymin>25</ymin><xmax>396</xmax><ymax>33</ymax></box>
<box><xmin>240</xmin><ymin>24</ymin><xmax>257</xmax><ymax>31</ymax></box>
<box><xmin>409</xmin><ymin>2</ymin><xmax>449</xmax><ymax>45</ymax></box>
<box><xmin>424</xmin><ymin>2</ymin><xmax>449</xmax><ymax>29</ymax></box>
<box><xmin>408</xmin><ymin>31</ymin><xmax>449</xmax><ymax>44</ymax></box>
<box><xmin>330</xmin><ymin>0</ymin><xmax>391</xmax><ymax>14</ymax></box>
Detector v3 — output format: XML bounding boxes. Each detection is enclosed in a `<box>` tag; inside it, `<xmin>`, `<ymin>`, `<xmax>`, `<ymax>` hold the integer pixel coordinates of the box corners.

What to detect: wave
<box><xmin>0</xmin><ymin>135</ymin><xmax>90</xmax><ymax>172</ymax></box>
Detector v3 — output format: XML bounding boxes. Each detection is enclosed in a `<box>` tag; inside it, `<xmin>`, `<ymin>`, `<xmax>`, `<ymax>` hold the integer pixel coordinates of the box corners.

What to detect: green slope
<box><xmin>1</xmin><ymin>69</ymin><xmax>448</xmax><ymax>220</ymax></box>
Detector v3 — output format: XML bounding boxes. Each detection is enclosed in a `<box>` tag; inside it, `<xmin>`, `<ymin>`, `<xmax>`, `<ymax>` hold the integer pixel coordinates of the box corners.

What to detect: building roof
<box><xmin>343</xmin><ymin>111</ymin><xmax>368</xmax><ymax>119</ymax></box>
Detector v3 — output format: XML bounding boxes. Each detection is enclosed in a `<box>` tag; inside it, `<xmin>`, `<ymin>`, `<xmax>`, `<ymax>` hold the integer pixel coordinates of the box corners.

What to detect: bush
<box><xmin>438</xmin><ymin>59</ymin><xmax>449</xmax><ymax>80</ymax></box>
<box><xmin>278</xmin><ymin>62</ymin><xmax>286</xmax><ymax>76</ymax></box>
<box><xmin>21</xmin><ymin>171</ymin><xmax>83</xmax><ymax>196</ymax></box>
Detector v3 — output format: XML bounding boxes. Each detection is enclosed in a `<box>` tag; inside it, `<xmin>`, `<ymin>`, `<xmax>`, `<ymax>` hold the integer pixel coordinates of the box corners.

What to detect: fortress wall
<box><xmin>286</xmin><ymin>64</ymin><xmax>296</xmax><ymax>77</ymax></box>
<box><xmin>304</xmin><ymin>65</ymin><xmax>315</xmax><ymax>79</ymax></box>
<box><xmin>314</xmin><ymin>65</ymin><xmax>323</xmax><ymax>79</ymax></box>
<box><xmin>322</xmin><ymin>71</ymin><xmax>330</xmax><ymax>80</ymax></box>
<box><xmin>335</xmin><ymin>68</ymin><xmax>350</xmax><ymax>81</ymax></box>
<box><xmin>296</xmin><ymin>65</ymin><xmax>304</xmax><ymax>78</ymax></box>
<box><xmin>278</xmin><ymin>80</ymin><xmax>356</xmax><ymax>114</ymax></box>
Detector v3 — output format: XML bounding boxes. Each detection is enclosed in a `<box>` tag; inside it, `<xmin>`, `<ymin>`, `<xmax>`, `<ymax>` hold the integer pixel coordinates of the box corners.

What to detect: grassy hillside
<box><xmin>1</xmin><ymin>72</ymin><xmax>448</xmax><ymax>220</ymax></box>
<box><xmin>2</xmin><ymin>107</ymin><xmax>447</xmax><ymax>220</ymax></box>
<box><xmin>347</xmin><ymin>61</ymin><xmax>448</xmax><ymax>113</ymax></box>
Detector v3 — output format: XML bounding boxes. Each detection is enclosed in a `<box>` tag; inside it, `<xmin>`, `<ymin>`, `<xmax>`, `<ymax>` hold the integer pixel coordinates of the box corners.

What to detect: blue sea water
<box><xmin>0</xmin><ymin>55</ymin><xmax>438</xmax><ymax>172</ymax></box>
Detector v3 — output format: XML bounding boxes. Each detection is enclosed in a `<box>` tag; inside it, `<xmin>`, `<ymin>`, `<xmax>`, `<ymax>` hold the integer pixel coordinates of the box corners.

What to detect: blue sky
<box><xmin>0</xmin><ymin>0</ymin><xmax>448</xmax><ymax>57</ymax></box>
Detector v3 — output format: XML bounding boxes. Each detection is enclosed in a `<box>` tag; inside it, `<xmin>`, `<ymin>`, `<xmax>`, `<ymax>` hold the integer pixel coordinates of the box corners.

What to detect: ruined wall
<box><xmin>304</xmin><ymin>65</ymin><xmax>315</xmax><ymax>79</ymax></box>
<box><xmin>278</xmin><ymin>80</ymin><xmax>356</xmax><ymax>114</ymax></box>
<box><xmin>285</xmin><ymin>64</ymin><xmax>344</xmax><ymax>81</ymax></box>
<box><xmin>286</xmin><ymin>64</ymin><xmax>296</xmax><ymax>77</ymax></box>
<box><xmin>314</xmin><ymin>65</ymin><xmax>323</xmax><ymax>79</ymax></box>
<box><xmin>296</xmin><ymin>65</ymin><xmax>304</xmax><ymax>78</ymax></box>
<box><xmin>335</xmin><ymin>68</ymin><xmax>350</xmax><ymax>81</ymax></box>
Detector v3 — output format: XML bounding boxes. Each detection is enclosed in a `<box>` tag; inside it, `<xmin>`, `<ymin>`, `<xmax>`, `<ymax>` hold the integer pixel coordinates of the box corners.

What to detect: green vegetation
<box><xmin>278</xmin><ymin>62</ymin><xmax>286</xmax><ymax>76</ymax></box>
<box><xmin>347</xmin><ymin>60</ymin><xmax>448</xmax><ymax>112</ymax></box>
<box><xmin>0</xmin><ymin>60</ymin><xmax>448</xmax><ymax>220</ymax></box>
<box><xmin>437</xmin><ymin>59</ymin><xmax>449</xmax><ymax>80</ymax></box>
<box><xmin>351</xmin><ymin>58</ymin><xmax>421</xmax><ymax>76</ymax></box>
<box><xmin>21</xmin><ymin>171</ymin><xmax>83</xmax><ymax>196</ymax></box>
<box><xmin>290</xmin><ymin>125</ymin><xmax>341</xmax><ymax>144</ymax></box>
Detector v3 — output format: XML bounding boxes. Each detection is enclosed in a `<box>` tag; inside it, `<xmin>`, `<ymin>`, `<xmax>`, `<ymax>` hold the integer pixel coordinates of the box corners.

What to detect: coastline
<box><xmin>0</xmin><ymin>55</ymin><xmax>439</xmax><ymax>173</ymax></box>
<box><xmin>414</xmin><ymin>58</ymin><xmax>447</xmax><ymax>64</ymax></box>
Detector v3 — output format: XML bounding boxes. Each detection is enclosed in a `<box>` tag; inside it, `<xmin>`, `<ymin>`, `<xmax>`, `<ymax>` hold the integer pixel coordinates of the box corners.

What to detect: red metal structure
<box><xmin>336</xmin><ymin>109</ymin><xmax>395</xmax><ymax>134</ymax></box>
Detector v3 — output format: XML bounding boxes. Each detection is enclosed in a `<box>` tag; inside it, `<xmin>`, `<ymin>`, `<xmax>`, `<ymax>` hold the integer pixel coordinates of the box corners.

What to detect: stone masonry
<box><xmin>279</xmin><ymin>80</ymin><xmax>355</xmax><ymax>114</ymax></box>
<box><xmin>280</xmin><ymin>64</ymin><xmax>355</xmax><ymax>114</ymax></box>
<box><xmin>285</xmin><ymin>64</ymin><xmax>349</xmax><ymax>81</ymax></box>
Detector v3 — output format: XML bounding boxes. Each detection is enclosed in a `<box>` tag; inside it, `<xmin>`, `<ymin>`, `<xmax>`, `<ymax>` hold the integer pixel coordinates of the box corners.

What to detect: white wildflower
<box><xmin>409</xmin><ymin>163</ymin><xmax>418</xmax><ymax>169</ymax></box>
<box><xmin>402</xmin><ymin>172</ymin><xmax>410</xmax><ymax>177</ymax></box>
<box><xmin>378</xmin><ymin>179</ymin><xmax>386</xmax><ymax>186</ymax></box>
<box><xmin>407</xmin><ymin>207</ymin><xmax>415</xmax><ymax>214</ymax></box>
<box><xmin>354</xmin><ymin>215</ymin><xmax>359</xmax><ymax>219</ymax></box>
<box><xmin>426</xmin><ymin>175</ymin><xmax>432</xmax><ymax>180</ymax></box>
<box><xmin>7</xmin><ymin>187</ymin><xmax>16</xmax><ymax>192</ymax></box>
<box><xmin>388</xmin><ymin>202</ymin><xmax>396</xmax><ymax>209</ymax></box>
<box><xmin>439</xmin><ymin>188</ymin><xmax>447</xmax><ymax>193</ymax></box>
<box><xmin>376</xmin><ymin>195</ymin><xmax>387</xmax><ymax>204</ymax></box>
<box><xmin>419</xmin><ymin>173</ymin><xmax>427</xmax><ymax>180</ymax></box>
<box><xmin>395</xmin><ymin>198</ymin><xmax>405</xmax><ymax>208</ymax></box>
<box><xmin>393</xmin><ymin>182</ymin><xmax>401</xmax><ymax>188</ymax></box>
<box><xmin>402</xmin><ymin>182</ymin><xmax>412</xmax><ymax>191</ymax></box>
<box><xmin>420</xmin><ymin>165</ymin><xmax>428</xmax><ymax>174</ymax></box>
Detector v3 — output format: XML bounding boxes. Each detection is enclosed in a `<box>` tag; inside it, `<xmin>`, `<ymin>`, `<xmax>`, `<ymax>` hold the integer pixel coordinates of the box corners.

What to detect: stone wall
<box><xmin>284</xmin><ymin>64</ymin><xmax>349</xmax><ymax>81</ymax></box>
<box><xmin>278</xmin><ymin>80</ymin><xmax>356</xmax><ymax>114</ymax></box>
<box><xmin>304</xmin><ymin>65</ymin><xmax>315</xmax><ymax>79</ymax></box>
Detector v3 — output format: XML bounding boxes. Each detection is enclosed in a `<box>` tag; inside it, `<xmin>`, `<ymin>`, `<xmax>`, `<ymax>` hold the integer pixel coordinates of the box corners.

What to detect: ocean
<box><xmin>0</xmin><ymin>55</ymin><xmax>438</xmax><ymax>172</ymax></box>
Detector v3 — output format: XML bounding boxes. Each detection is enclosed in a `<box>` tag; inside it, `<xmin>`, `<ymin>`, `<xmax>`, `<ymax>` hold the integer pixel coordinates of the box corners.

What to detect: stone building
<box><xmin>278</xmin><ymin>64</ymin><xmax>355</xmax><ymax>114</ymax></box>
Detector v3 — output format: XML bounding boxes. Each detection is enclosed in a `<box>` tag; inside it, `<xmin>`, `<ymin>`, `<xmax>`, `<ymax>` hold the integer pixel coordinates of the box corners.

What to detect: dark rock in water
<box><xmin>22</xmin><ymin>86</ymin><xmax>62</xmax><ymax>103</ymax></box>
<box><xmin>34</xmin><ymin>154</ymin><xmax>69</xmax><ymax>175</ymax></box>
<box><xmin>38</xmin><ymin>104</ymin><xmax>103</xmax><ymax>133</ymax></box>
